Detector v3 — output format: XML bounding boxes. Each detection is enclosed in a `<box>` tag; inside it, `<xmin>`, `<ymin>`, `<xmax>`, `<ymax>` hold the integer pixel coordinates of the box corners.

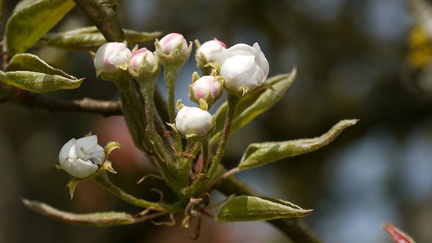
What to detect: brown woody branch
<box><xmin>72</xmin><ymin>0</ymin><xmax>126</xmax><ymax>42</ymax></box>
<box><xmin>1</xmin><ymin>85</ymin><xmax>122</xmax><ymax>116</ymax></box>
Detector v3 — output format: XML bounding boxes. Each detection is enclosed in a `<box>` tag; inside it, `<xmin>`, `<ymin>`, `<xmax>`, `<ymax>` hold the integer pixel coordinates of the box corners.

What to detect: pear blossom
<box><xmin>129</xmin><ymin>48</ymin><xmax>159</xmax><ymax>78</ymax></box>
<box><xmin>196</xmin><ymin>39</ymin><xmax>226</xmax><ymax>63</ymax></box>
<box><xmin>93</xmin><ymin>42</ymin><xmax>132</xmax><ymax>76</ymax></box>
<box><xmin>58</xmin><ymin>135</ymin><xmax>106</xmax><ymax>178</ymax></box>
<box><xmin>175</xmin><ymin>106</ymin><xmax>214</xmax><ymax>138</ymax></box>
<box><xmin>219</xmin><ymin>42</ymin><xmax>269</xmax><ymax>95</ymax></box>
<box><xmin>158</xmin><ymin>33</ymin><xmax>188</xmax><ymax>56</ymax></box>
<box><xmin>189</xmin><ymin>75</ymin><xmax>223</xmax><ymax>106</ymax></box>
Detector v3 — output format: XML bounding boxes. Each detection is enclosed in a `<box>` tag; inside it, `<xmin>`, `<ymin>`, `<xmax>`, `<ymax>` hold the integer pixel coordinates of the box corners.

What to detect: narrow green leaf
<box><xmin>38</xmin><ymin>26</ymin><xmax>162</xmax><ymax>51</ymax></box>
<box><xmin>238</xmin><ymin>119</ymin><xmax>358</xmax><ymax>171</ymax></box>
<box><xmin>2</xmin><ymin>71</ymin><xmax>83</xmax><ymax>93</ymax></box>
<box><xmin>5</xmin><ymin>0</ymin><xmax>75</xmax><ymax>55</ymax></box>
<box><xmin>217</xmin><ymin>195</ymin><xmax>312</xmax><ymax>222</ymax></box>
<box><xmin>210</xmin><ymin>69</ymin><xmax>296</xmax><ymax>145</ymax></box>
<box><xmin>6</xmin><ymin>53</ymin><xmax>75</xmax><ymax>79</ymax></box>
<box><xmin>22</xmin><ymin>199</ymin><xmax>136</xmax><ymax>226</ymax></box>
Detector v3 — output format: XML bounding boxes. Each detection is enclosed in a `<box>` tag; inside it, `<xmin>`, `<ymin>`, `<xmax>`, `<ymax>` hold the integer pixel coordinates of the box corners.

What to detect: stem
<box><xmin>94</xmin><ymin>171</ymin><xmax>180</xmax><ymax>212</ymax></box>
<box><xmin>115</xmin><ymin>76</ymin><xmax>153</xmax><ymax>152</ymax></box>
<box><xmin>7</xmin><ymin>91</ymin><xmax>122</xmax><ymax>116</ymax></box>
<box><xmin>207</xmin><ymin>93</ymin><xmax>240</xmax><ymax>179</ymax></box>
<box><xmin>198</xmin><ymin>138</ymin><xmax>209</xmax><ymax>175</ymax></box>
<box><xmin>139</xmin><ymin>82</ymin><xmax>187</xmax><ymax>190</ymax></box>
<box><xmin>72</xmin><ymin>0</ymin><xmax>126</xmax><ymax>43</ymax></box>
<box><xmin>217</xmin><ymin>175</ymin><xmax>322</xmax><ymax>243</ymax></box>
<box><xmin>183</xmin><ymin>94</ymin><xmax>240</xmax><ymax>198</ymax></box>
<box><xmin>163</xmin><ymin>64</ymin><xmax>183</xmax><ymax>153</ymax></box>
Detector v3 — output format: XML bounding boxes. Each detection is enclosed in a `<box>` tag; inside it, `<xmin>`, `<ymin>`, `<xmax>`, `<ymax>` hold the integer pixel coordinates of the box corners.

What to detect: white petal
<box><xmin>59</xmin><ymin>138</ymin><xmax>76</xmax><ymax>163</ymax></box>
<box><xmin>65</xmin><ymin>158</ymin><xmax>99</xmax><ymax>178</ymax></box>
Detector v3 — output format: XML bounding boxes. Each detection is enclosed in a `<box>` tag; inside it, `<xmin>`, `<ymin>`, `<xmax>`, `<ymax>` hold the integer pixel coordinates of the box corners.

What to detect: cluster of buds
<box><xmin>61</xmin><ymin>33</ymin><xmax>269</xmax><ymax>180</ymax></box>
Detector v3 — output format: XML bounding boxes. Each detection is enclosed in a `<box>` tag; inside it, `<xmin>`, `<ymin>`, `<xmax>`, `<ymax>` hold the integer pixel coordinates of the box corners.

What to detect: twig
<box><xmin>2</xmin><ymin>87</ymin><xmax>122</xmax><ymax>116</ymax></box>
<box><xmin>72</xmin><ymin>0</ymin><xmax>126</xmax><ymax>42</ymax></box>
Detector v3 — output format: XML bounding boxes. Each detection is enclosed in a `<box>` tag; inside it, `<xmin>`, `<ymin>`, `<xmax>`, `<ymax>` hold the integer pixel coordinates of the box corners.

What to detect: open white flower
<box><xmin>219</xmin><ymin>42</ymin><xmax>269</xmax><ymax>95</ymax></box>
<box><xmin>58</xmin><ymin>135</ymin><xmax>106</xmax><ymax>178</ymax></box>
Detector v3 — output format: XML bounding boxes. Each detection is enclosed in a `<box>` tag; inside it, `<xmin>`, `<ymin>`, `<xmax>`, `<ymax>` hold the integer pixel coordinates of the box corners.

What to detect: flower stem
<box><xmin>183</xmin><ymin>94</ymin><xmax>240</xmax><ymax>198</ymax></box>
<box><xmin>115</xmin><ymin>76</ymin><xmax>152</xmax><ymax>152</ymax></box>
<box><xmin>139</xmin><ymin>81</ymin><xmax>188</xmax><ymax>190</ymax></box>
<box><xmin>207</xmin><ymin>93</ymin><xmax>240</xmax><ymax>179</ymax></box>
<box><xmin>198</xmin><ymin>138</ymin><xmax>209</xmax><ymax>175</ymax></box>
<box><xmin>163</xmin><ymin>64</ymin><xmax>183</xmax><ymax>153</ymax></box>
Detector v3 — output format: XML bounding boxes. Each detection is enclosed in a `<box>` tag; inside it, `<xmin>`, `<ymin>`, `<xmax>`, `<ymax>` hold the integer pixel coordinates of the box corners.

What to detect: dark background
<box><xmin>1</xmin><ymin>0</ymin><xmax>432</xmax><ymax>242</ymax></box>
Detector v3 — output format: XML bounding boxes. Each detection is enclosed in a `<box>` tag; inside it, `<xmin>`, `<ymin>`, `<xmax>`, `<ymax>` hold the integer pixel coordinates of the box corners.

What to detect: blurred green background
<box><xmin>1</xmin><ymin>0</ymin><xmax>432</xmax><ymax>242</ymax></box>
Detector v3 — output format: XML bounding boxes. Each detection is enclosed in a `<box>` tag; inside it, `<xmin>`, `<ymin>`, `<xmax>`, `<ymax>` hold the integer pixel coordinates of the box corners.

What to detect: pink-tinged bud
<box><xmin>130</xmin><ymin>48</ymin><xmax>156</xmax><ymax>69</ymax></box>
<box><xmin>189</xmin><ymin>75</ymin><xmax>223</xmax><ymax>107</ymax></box>
<box><xmin>158</xmin><ymin>33</ymin><xmax>188</xmax><ymax>56</ymax></box>
<box><xmin>58</xmin><ymin>135</ymin><xmax>106</xmax><ymax>178</ymax></box>
<box><xmin>175</xmin><ymin>106</ymin><xmax>214</xmax><ymax>138</ymax></box>
<box><xmin>219</xmin><ymin>42</ymin><xmax>269</xmax><ymax>95</ymax></box>
<box><xmin>196</xmin><ymin>39</ymin><xmax>226</xmax><ymax>63</ymax></box>
<box><xmin>129</xmin><ymin>48</ymin><xmax>159</xmax><ymax>79</ymax></box>
<box><xmin>94</xmin><ymin>42</ymin><xmax>132</xmax><ymax>77</ymax></box>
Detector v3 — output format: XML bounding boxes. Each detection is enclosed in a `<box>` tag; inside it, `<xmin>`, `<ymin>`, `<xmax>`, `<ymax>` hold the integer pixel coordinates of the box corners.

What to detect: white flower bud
<box><xmin>58</xmin><ymin>135</ymin><xmax>106</xmax><ymax>178</ymax></box>
<box><xmin>196</xmin><ymin>39</ymin><xmax>226</xmax><ymax>63</ymax></box>
<box><xmin>158</xmin><ymin>33</ymin><xmax>188</xmax><ymax>56</ymax></box>
<box><xmin>94</xmin><ymin>42</ymin><xmax>132</xmax><ymax>77</ymax></box>
<box><xmin>189</xmin><ymin>75</ymin><xmax>223</xmax><ymax>107</ymax></box>
<box><xmin>129</xmin><ymin>48</ymin><xmax>159</xmax><ymax>79</ymax></box>
<box><xmin>175</xmin><ymin>106</ymin><xmax>214</xmax><ymax>138</ymax></box>
<box><xmin>219</xmin><ymin>42</ymin><xmax>269</xmax><ymax>95</ymax></box>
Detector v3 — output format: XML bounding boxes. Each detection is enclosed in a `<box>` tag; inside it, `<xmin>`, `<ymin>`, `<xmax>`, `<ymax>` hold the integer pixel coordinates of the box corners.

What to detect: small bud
<box><xmin>93</xmin><ymin>42</ymin><xmax>132</xmax><ymax>77</ymax></box>
<box><xmin>189</xmin><ymin>74</ymin><xmax>223</xmax><ymax>107</ymax></box>
<box><xmin>129</xmin><ymin>47</ymin><xmax>159</xmax><ymax>80</ymax></box>
<box><xmin>196</xmin><ymin>39</ymin><xmax>226</xmax><ymax>64</ymax></box>
<box><xmin>58</xmin><ymin>135</ymin><xmax>106</xmax><ymax>178</ymax></box>
<box><xmin>219</xmin><ymin>42</ymin><xmax>269</xmax><ymax>95</ymax></box>
<box><xmin>175</xmin><ymin>106</ymin><xmax>214</xmax><ymax>138</ymax></box>
<box><xmin>158</xmin><ymin>33</ymin><xmax>188</xmax><ymax>56</ymax></box>
<box><xmin>155</xmin><ymin>33</ymin><xmax>191</xmax><ymax>66</ymax></box>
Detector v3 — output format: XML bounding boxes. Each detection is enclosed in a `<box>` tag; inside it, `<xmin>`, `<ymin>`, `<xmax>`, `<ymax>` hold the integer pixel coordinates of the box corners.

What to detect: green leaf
<box><xmin>210</xmin><ymin>69</ymin><xmax>296</xmax><ymax>145</ymax></box>
<box><xmin>1</xmin><ymin>71</ymin><xmax>83</xmax><ymax>93</ymax></box>
<box><xmin>238</xmin><ymin>119</ymin><xmax>358</xmax><ymax>171</ymax></box>
<box><xmin>6</xmin><ymin>53</ymin><xmax>75</xmax><ymax>79</ymax></box>
<box><xmin>22</xmin><ymin>199</ymin><xmax>136</xmax><ymax>226</ymax></box>
<box><xmin>217</xmin><ymin>195</ymin><xmax>312</xmax><ymax>222</ymax></box>
<box><xmin>38</xmin><ymin>26</ymin><xmax>162</xmax><ymax>51</ymax></box>
<box><xmin>5</xmin><ymin>0</ymin><xmax>75</xmax><ymax>55</ymax></box>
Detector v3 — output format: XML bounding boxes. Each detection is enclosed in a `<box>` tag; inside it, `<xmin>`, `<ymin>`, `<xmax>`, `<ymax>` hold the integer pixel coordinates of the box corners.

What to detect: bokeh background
<box><xmin>1</xmin><ymin>0</ymin><xmax>432</xmax><ymax>242</ymax></box>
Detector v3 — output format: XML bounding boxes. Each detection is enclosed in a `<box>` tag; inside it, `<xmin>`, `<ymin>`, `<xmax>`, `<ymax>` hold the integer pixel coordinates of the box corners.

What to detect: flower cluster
<box><xmin>56</xmin><ymin>33</ymin><xmax>270</xmax><ymax>179</ymax></box>
<box><xmin>6</xmin><ymin>0</ymin><xmax>357</xmax><ymax>236</ymax></box>
<box><xmin>90</xmin><ymin>33</ymin><xmax>269</xmax><ymax>144</ymax></box>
